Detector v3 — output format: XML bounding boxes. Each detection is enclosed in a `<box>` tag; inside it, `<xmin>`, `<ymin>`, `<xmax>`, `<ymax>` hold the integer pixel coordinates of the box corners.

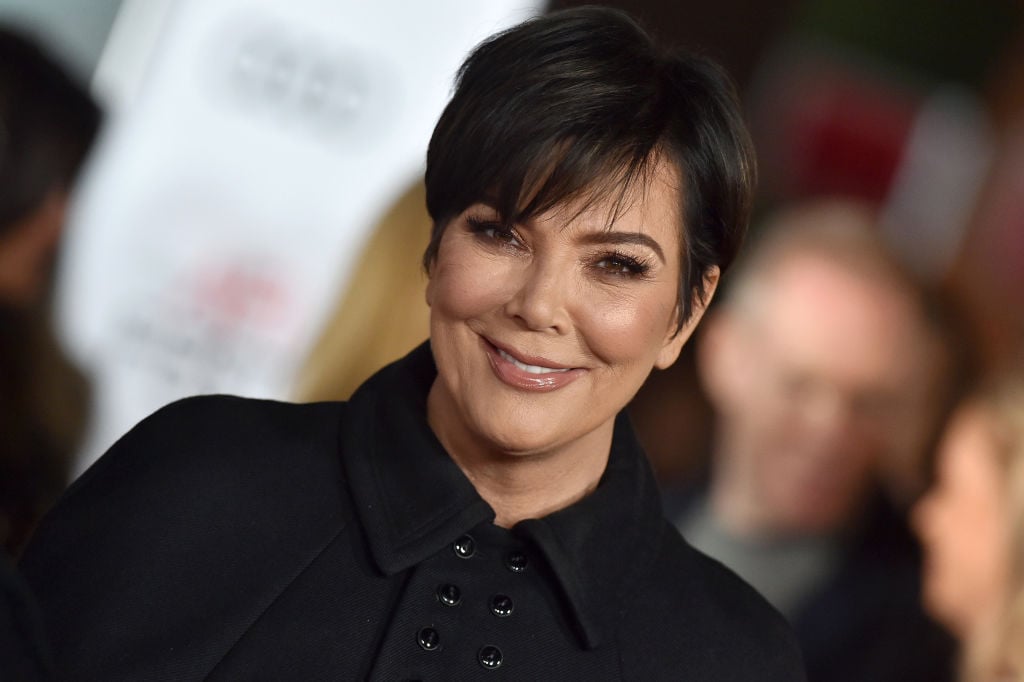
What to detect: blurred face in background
<box><xmin>0</xmin><ymin>190</ymin><xmax>67</xmax><ymax>308</ymax></box>
<box><xmin>701</xmin><ymin>251</ymin><xmax>942</xmax><ymax>535</ymax></box>
<box><xmin>912</xmin><ymin>403</ymin><xmax>1008</xmax><ymax>639</ymax></box>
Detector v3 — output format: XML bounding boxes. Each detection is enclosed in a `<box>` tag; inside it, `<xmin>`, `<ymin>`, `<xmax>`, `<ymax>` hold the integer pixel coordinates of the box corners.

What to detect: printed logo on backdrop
<box><xmin>103</xmin><ymin>189</ymin><xmax>310</xmax><ymax>400</ymax></box>
<box><xmin>59</xmin><ymin>0</ymin><xmax>543</xmax><ymax>475</ymax></box>
<box><xmin>201</xmin><ymin>12</ymin><xmax>397</xmax><ymax>149</ymax></box>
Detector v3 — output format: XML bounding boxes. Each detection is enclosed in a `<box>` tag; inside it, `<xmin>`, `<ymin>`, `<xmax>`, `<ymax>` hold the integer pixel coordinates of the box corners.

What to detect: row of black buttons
<box><xmin>435</xmin><ymin>584</ymin><xmax>514</xmax><ymax>617</ymax></box>
<box><xmin>411</xmin><ymin>535</ymin><xmax>529</xmax><ymax>670</ymax></box>
<box><xmin>452</xmin><ymin>534</ymin><xmax>529</xmax><ymax>574</ymax></box>
<box><xmin>415</xmin><ymin>629</ymin><xmax>504</xmax><ymax>669</ymax></box>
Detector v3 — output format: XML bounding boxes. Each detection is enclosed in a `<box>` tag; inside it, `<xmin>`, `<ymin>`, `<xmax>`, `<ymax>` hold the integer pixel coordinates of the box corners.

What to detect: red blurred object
<box><xmin>753</xmin><ymin>45</ymin><xmax>921</xmax><ymax>204</ymax></box>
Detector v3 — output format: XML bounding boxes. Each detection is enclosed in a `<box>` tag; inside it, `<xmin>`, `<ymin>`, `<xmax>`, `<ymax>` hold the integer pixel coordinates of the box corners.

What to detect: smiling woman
<box><xmin>426</xmin><ymin>162</ymin><xmax>695</xmax><ymax>524</ymax></box>
<box><xmin>20</xmin><ymin>7</ymin><xmax>805</xmax><ymax>680</ymax></box>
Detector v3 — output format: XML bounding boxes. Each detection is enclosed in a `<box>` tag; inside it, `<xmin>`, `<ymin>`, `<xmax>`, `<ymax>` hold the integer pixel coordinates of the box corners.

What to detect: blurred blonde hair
<box><xmin>963</xmin><ymin>363</ymin><xmax>1024</xmax><ymax>682</ymax></box>
<box><xmin>292</xmin><ymin>180</ymin><xmax>431</xmax><ymax>402</ymax></box>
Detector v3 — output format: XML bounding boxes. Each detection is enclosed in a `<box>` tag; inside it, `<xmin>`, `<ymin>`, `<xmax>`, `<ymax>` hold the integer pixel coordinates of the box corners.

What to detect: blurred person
<box><xmin>0</xmin><ymin>23</ymin><xmax>100</xmax><ymax>680</ymax></box>
<box><xmin>913</xmin><ymin>365</ymin><xmax>1024</xmax><ymax>681</ymax></box>
<box><xmin>18</xmin><ymin>8</ymin><xmax>805</xmax><ymax>680</ymax></box>
<box><xmin>293</xmin><ymin>180</ymin><xmax>431</xmax><ymax>402</ymax></box>
<box><xmin>670</xmin><ymin>198</ymin><xmax>958</xmax><ymax>682</ymax></box>
<box><xmin>0</xmin><ymin>24</ymin><xmax>99</xmax><ymax>558</ymax></box>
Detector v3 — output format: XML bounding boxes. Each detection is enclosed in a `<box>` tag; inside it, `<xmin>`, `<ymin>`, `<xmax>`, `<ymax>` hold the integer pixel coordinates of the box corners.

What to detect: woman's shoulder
<box><xmin>27</xmin><ymin>394</ymin><xmax>352</xmax><ymax>552</ymax></box>
<box><xmin>18</xmin><ymin>395</ymin><xmax>356</xmax><ymax>678</ymax></box>
<box><xmin>615</xmin><ymin>519</ymin><xmax>807</xmax><ymax>680</ymax></box>
<box><xmin>71</xmin><ymin>395</ymin><xmax>345</xmax><ymax>496</ymax></box>
<box><xmin>106</xmin><ymin>393</ymin><xmax>343</xmax><ymax>455</ymax></box>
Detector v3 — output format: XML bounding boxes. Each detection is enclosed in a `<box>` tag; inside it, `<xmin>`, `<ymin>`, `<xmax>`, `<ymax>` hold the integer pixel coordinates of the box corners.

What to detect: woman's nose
<box><xmin>503</xmin><ymin>258</ymin><xmax>572</xmax><ymax>333</ymax></box>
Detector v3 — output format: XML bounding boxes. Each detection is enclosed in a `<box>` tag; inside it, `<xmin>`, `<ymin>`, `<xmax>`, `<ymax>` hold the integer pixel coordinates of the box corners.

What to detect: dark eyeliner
<box><xmin>465</xmin><ymin>214</ymin><xmax>521</xmax><ymax>248</ymax></box>
<box><xmin>595</xmin><ymin>250</ymin><xmax>652</xmax><ymax>277</ymax></box>
<box><xmin>465</xmin><ymin>215</ymin><xmax>492</xmax><ymax>231</ymax></box>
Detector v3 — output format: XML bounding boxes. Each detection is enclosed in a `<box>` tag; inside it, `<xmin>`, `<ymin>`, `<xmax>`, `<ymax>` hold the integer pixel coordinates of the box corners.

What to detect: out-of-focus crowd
<box><xmin>3</xmin><ymin>2</ymin><xmax>1024</xmax><ymax>680</ymax></box>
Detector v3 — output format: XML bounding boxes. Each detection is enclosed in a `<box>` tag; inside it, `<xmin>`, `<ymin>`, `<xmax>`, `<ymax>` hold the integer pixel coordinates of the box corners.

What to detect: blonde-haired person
<box><xmin>913</xmin><ymin>363</ymin><xmax>1024</xmax><ymax>681</ymax></box>
<box><xmin>293</xmin><ymin>180</ymin><xmax>431</xmax><ymax>402</ymax></box>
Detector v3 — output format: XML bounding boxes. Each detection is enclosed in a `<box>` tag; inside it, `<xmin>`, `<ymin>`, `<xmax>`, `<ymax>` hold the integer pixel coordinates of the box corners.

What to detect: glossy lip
<box><xmin>482</xmin><ymin>336</ymin><xmax>586</xmax><ymax>392</ymax></box>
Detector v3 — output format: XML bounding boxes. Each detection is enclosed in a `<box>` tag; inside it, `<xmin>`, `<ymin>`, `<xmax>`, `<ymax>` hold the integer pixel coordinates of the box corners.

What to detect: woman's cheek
<box><xmin>584</xmin><ymin>290</ymin><xmax>675</xmax><ymax>361</ymax></box>
<box><xmin>436</xmin><ymin>256</ymin><xmax>518</xmax><ymax>318</ymax></box>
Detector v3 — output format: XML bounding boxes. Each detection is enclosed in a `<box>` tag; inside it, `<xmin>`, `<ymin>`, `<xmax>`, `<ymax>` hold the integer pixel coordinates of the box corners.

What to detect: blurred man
<box><xmin>671</xmin><ymin>199</ymin><xmax>958</xmax><ymax>682</ymax></box>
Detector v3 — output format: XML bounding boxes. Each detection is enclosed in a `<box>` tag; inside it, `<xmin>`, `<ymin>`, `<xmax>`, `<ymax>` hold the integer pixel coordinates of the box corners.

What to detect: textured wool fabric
<box><xmin>20</xmin><ymin>342</ymin><xmax>805</xmax><ymax>680</ymax></box>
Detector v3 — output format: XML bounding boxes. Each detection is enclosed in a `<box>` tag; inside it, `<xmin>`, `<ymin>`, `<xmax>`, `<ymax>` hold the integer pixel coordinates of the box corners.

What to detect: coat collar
<box><xmin>339</xmin><ymin>341</ymin><xmax>666</xmax><ymax>649</ymax></box>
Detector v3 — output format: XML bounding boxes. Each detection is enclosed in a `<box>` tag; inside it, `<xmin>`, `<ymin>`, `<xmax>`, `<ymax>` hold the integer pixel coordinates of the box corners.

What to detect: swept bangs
<box><xmin>423</xmin><ymin>7</ymin><xmax>755</xmax><ymax>329</ymax></box>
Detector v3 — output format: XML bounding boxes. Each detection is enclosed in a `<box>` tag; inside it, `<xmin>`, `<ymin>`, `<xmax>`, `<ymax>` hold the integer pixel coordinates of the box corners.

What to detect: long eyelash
<box><xmin>465</xmin><ymin>215</ymin><xmax>498</xmax><ymax>232</ymax></box>
<box><xmin>599</xmin><ymin>250</ymin><xmax>652</xmax><ymax>277</ymax></box>
<box><xmin>465</xmin><ymin>215</ymin><xmax>520</xmax><ymax>246</ymax></box>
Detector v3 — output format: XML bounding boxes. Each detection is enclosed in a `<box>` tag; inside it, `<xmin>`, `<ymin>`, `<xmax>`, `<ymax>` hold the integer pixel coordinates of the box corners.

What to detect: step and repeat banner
<box><xmin>58</xmin><ymin>0</ymin><xmax>541</xmax><ymax>474</ymax></box>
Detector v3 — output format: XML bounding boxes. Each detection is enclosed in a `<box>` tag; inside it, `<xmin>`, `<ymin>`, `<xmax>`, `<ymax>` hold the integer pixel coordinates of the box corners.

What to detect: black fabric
<box><xmin>0</xmin><ymin>550</ymin><xmax>51</xmax><ymax>680</ymax></box>
<box><xmin>664</xmin><ymin>487</ymin><xmax>956</xmax><ymax>682</ymax></box>
<box><xmin>793</xmin><ymin>499</ymin><xmax>956</xmax><ymax>682</ymax></box>
<box><xmin>20</xmin><ymin>342</ymin><xmax>805</xmax><ymax>680</ymax></box>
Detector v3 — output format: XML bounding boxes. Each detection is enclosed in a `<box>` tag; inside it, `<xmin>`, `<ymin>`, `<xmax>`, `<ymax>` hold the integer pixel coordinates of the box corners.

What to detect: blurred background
<box><xmin>5</xmin><ymin>3</ymin><xmax>1024</xmax><ymax>679</ymax></box>
<box><xmin>2</xmin><ymin>0</ymin><xmax>1022</xmax><ymax>508</ymax></box>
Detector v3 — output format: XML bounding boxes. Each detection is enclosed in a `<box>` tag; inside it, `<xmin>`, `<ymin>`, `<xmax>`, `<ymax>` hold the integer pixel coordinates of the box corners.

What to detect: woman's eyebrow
<box><xmin>578</xmin><ymin>231</ymin><xmax>666</xmax><ymax>263</ymax></box>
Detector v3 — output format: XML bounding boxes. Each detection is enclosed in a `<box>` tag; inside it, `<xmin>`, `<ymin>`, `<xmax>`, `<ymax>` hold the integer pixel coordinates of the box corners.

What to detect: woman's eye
<box><xmin>594</xmin><ymin>253</ymin><xmax>651</xmax><ymax>278</ymax></box>
<box><xmin>467</xmin><ymin>217</ymin><xmax>520</xmax><ymax>246</ymax></box>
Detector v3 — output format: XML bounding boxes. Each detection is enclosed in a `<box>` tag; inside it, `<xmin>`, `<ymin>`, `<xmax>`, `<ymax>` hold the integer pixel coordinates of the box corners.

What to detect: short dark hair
<box><xmin>0</xmin><ymin>25</ymin><xmax>101</xmax><ymax>232</ymax></box>
<box><xmin>423</xmin><ymin>6</ymin><xmax>755</xmax><ymax>329</ymax></box>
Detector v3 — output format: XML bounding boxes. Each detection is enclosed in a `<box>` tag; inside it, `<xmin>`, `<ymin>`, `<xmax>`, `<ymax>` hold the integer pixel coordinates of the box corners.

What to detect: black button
<box><xmin>505</xmin><ymin>551</ymin><xmax>528</xmax><ymax>573</ymax></box>
<box><xmin>453</xmin><ymin>534</ymin><xmax>476</xmax><ymax>559</ymax></box>
<box><xmin>490</xmin><ymin>594</ymin><xmax>514</xmax><ymax>617</ymax></box>
<box><xmin>478</xmin><ymin>645</ymin><xmax>503</xmax><ymax>669</ymax></box>
<box><xmin>417</xmin><ymin>627</ymin><xmax>441</xmax><ymax>651</ymax></box>
<box><xmin>437</xmin><ymin>584</ymin><xmax>462</xmax><ymax>607</ymax></box>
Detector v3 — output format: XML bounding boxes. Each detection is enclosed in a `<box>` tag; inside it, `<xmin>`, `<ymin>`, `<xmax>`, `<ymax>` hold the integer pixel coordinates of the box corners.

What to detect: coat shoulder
<box><xmin>27</xmin><ymin>394</ymin><xmax>351</xmax><ymax>564</ymax></box>
<box><xmin>18</xmin><ymin>395</ymin><xmax>354</xmax><ymax>680</ymax></box>
<box><xmin>617</xmin><ymin>520</ymin><xmax>807</xmax><ymax>681</ymax></box>
<box><xmin>74</xmin><ymin>394</ymin><xmax>345</xmax><ymax>495</ymax></box>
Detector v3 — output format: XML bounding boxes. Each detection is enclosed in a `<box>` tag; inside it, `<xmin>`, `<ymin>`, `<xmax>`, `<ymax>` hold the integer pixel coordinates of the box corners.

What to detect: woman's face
<box><xmin>425</xmin><ymin>158</ymin><xmax>709</xmax><ymax>460</ymax></box>
<box><xmin>912</xmin><ymin>404</ymin><xmax>1009</xmax><ymax>639</ymax></box>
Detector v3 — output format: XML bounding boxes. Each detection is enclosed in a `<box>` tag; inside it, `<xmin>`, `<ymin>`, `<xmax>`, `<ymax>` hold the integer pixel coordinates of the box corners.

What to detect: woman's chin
<box><xmin>477</xmin><ymin>423</ymin><xmax>564</xmax><ymax>458</ymax></box>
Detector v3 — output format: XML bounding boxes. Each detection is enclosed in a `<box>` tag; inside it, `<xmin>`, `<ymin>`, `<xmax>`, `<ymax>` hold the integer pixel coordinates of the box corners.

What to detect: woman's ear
<box><xmin>655</xmin><ymin>266</ymin><xmax>720</xmax><ymax>370</ymax></box>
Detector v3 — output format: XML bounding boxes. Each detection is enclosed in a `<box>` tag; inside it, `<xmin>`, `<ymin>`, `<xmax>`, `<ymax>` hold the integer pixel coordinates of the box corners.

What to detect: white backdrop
<box><xmin>57</xmin><ymin>0</ymin><xmax>542</xmax><ymax>475</ymax></box>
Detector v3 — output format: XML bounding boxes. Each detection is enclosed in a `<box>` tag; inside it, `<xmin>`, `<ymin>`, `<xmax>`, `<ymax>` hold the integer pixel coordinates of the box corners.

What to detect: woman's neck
<box><xmin>427</xmin><ymin>387</ymin><xmax>614</xmax><ymax>528</ymax></box>
<box><xmin>453</xmin><ymin>440</ymin><xmax>609</xmax><ymax>528</ymax></box>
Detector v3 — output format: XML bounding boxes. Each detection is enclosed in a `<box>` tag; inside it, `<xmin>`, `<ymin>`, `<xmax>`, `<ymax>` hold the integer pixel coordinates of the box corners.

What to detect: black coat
<box><xmin>20</xmin><ymin>343</ymin><xmax>805</xmax><ymax>680</ymax></box>
<box><xmin>793</xmin><ymin>498</ymin><xmax>956</xmax><ymax>682</ymax></box>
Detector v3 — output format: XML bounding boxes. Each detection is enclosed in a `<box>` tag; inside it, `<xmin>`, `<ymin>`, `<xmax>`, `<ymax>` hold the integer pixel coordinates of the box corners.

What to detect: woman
<box><xmin>20</xmin><ymin>8</ymin><xmax>804</xmax><ymax>680</ymax></box>
<box><xmin>913</xmin><ymin>367</ymin><xmax>1024</xmax><ymax>681</ymax></box>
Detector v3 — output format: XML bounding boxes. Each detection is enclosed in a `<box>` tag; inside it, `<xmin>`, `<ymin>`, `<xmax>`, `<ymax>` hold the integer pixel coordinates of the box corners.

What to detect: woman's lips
<box><xmin>496</xmin><ymin>347</ymin><xmax>570</xmax><ymax>375</ymax></box>
<box><xmin>483</xmin><ymin>338</ymin><xmax>585</xmax><ymax>392</ymax></box>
